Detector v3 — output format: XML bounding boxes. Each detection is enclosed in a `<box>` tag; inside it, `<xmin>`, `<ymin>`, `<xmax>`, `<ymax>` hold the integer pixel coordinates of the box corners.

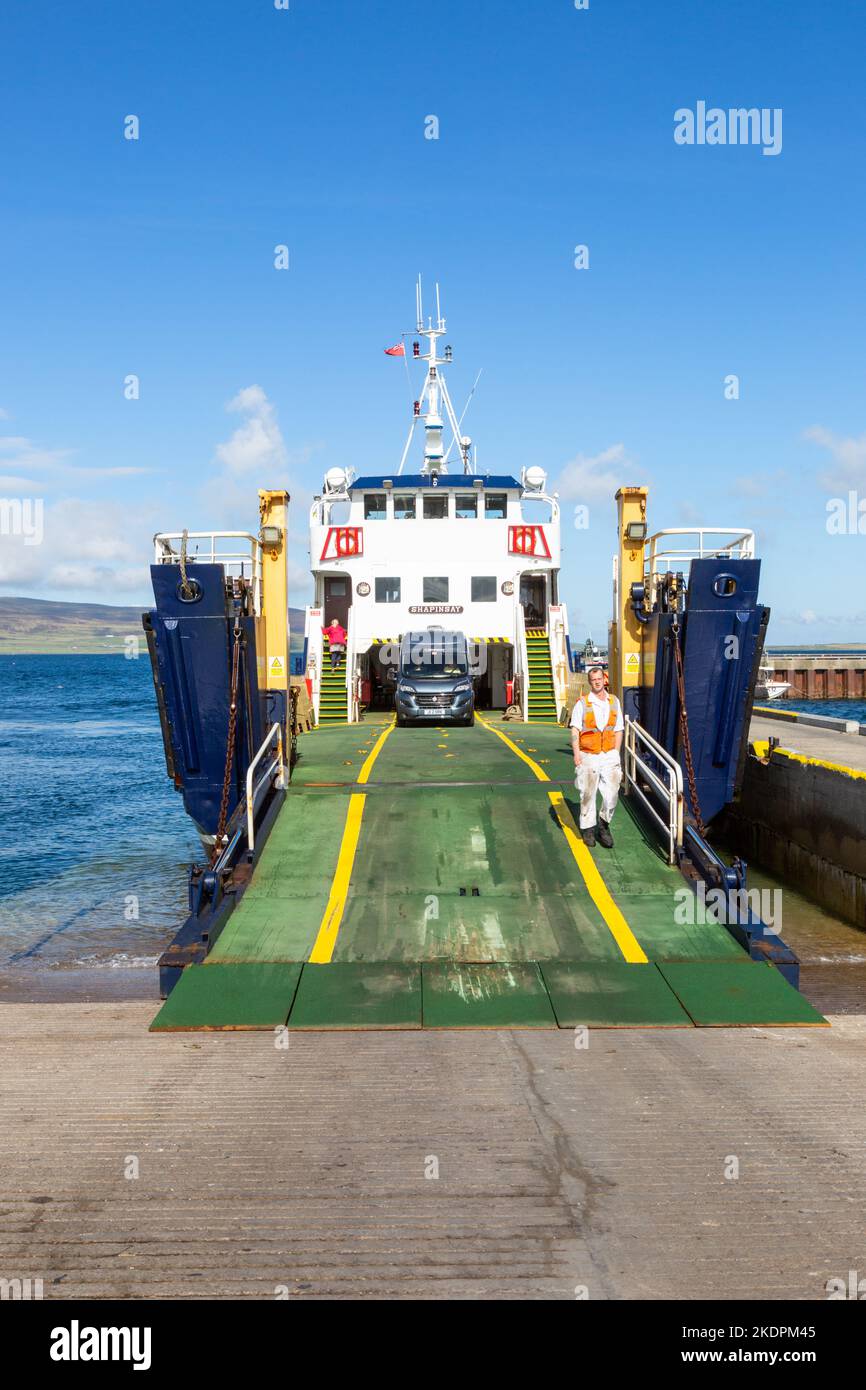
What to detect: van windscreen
<box><xmin>401</xmin><ymin>636</ymin><xmax>468</xmax><ymax>679</ymax></box>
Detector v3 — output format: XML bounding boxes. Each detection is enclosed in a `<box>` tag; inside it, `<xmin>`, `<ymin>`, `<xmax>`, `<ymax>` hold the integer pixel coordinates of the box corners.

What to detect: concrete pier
<box><xmin>722</xmin><ymin>716</ymin><xmax>866</xmax><ymax>929</ymax></box>
<box><xmin>1</xmin><ymin>1002</ymin><xmax>865</xmax><ymax>1300</ymax></box>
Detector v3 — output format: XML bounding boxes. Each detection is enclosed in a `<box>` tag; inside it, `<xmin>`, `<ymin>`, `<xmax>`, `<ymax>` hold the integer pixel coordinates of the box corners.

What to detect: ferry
<box><xmin>142</xmin><ymin>287</ymin><xmax>825</xmax><ymax>1031</ymax></box>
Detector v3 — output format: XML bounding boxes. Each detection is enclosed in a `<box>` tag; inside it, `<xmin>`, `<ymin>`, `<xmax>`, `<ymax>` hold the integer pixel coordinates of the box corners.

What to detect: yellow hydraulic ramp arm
<box><xmin>608</xmin><ymin>485</ymin><xmax>648</xmax><ymax>704</ymax></box>
<box><xmin>257</xmin><ymin>489</ymin><xmax>291</xmax><ymax>727</ymax></box>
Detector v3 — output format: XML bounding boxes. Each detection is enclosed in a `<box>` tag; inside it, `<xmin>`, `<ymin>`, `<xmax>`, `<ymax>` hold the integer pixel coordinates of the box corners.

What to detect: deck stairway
<box><xmin>318</xmin><ymin>639</ymin><xmax>348</xmax><ymax>723</ymax></box>
<box><xmin>525</xmin><ymin>629</ymin><xmax>558</xmax><ymax>722</ymax></box>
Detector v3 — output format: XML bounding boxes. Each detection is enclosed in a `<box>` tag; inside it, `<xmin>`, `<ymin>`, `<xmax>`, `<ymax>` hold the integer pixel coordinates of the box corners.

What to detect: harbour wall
<box><xmin>720</xmin><ymin>739</ymin><xmax>866</xmax><ymax>931</ymax></box>
<box><xmin>765</xmin><ymin>655</ymin><xmax>866</xmax><ymax>700</ymax></box>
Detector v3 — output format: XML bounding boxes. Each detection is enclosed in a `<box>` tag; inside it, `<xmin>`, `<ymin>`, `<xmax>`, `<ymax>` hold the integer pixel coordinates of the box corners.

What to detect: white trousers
<box><xmin>575</xmin><ymin>750</ymin><xmax>622</xmax><ymax>829</ymax></box>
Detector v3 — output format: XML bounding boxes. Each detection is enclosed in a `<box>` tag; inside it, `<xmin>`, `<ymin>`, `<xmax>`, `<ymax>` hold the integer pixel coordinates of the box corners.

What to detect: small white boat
<box><xmin>755</xmin><ymin>662</ymin><xmax>790</xmax><ymax>701</ymax></box>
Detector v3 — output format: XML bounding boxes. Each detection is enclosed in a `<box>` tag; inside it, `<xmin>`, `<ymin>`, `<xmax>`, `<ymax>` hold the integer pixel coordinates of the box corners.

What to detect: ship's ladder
<box><xmin>319</xmin><ymin>637</ymin><xmax>348</xmax><ymax>723</ymax></box>
<box><xmin>524</xmin><ymin>629</ymin><xmax>558</xmax><ymax>722</ymax></box>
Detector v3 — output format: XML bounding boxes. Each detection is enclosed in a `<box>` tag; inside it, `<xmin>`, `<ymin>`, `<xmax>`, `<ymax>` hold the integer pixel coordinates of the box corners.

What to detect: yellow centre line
<box><xmin>308</xmin><ymin>718</ymin><xmax>396</xmax><ymax>963</ymax></box>
<box><xmin>476</xmin><ymin>715</ymin><xmax>647</xmax><ymax>964</ymax></box>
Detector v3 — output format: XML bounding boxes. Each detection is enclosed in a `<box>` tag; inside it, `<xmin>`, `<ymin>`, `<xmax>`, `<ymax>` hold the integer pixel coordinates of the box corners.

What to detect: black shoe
<box><xmin>581</xmin><ymin>827</ymin><xmax>596</xmax><ymax>847</ymax></box>
<box><xmin>597</xmin><ymin>819</ymin><xmax>614</xmax><ymax>848</ymax></box>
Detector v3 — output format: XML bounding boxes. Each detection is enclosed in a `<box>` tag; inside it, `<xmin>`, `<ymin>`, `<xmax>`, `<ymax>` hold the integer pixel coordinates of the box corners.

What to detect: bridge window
<box><xmin>375</xmin><ymin>577</ymin><xmax>401</xmax><ymax>603</ymax></box>
<box><xmin>393</xmin><ymin>494</ymin><xmax>416</xmax><ymax>519</ymax></box>
<box><xmin>422</xmin><ymin>494</ymin><xmax>449</xmax><ymax>520</ymax></box>
<box><xmin>456</xmin><ymin>494</ymin><xmax>477</xmax><ymax>518</ymax></box>
<box><xmin>364</xmin><ymin>494</ymin><xmax>388</xmax><ymax>520</ymax></box>
<box><xmin>471</xmin><ymin>576</ymin><xmax>496</xmax><ymax>602</ymax></box>
<box><xmin>484</xmin><ymin>493</ymin><xmax>507</xmax><ymax>519</ymax></box>
<box><xmin>423</xmin><ymin>576</ymin><xmax>449</xmax><ymax>602</ymax></box>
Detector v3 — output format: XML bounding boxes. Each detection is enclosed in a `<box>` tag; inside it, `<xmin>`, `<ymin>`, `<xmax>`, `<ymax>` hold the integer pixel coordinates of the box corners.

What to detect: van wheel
<box><xmin>465</xmin><ymin>711</ymin><xmax>475</xmax><ymax>727</ymax></box>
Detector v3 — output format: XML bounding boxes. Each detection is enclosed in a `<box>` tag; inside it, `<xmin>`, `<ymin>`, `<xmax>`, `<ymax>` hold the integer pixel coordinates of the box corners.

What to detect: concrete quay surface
<box><xmin>1</xmin><ymin>1002</ymin><xmax>864</xmax><ymax>1301</ymax></box>
<box><xmin>750</xmin><ymin>714</ymin><xmax>866</xmax><ymax>771</ymax></box>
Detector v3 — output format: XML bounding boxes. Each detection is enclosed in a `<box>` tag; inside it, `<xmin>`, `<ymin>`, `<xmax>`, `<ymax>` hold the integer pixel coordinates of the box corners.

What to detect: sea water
<box><xmin>0</xmin><ymin>655</ymin><xmax>199</xmax><ymax>971</ymax></box>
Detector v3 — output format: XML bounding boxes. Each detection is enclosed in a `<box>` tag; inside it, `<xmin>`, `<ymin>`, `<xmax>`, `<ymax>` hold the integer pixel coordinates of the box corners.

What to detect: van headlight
<box><xmin>453</xmin><ymin>681</ymin><xmax>471</xmax><ymax>693</ymax></box>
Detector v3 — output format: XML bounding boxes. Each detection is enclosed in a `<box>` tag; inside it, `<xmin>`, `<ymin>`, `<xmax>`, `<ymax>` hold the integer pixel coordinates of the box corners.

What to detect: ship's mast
<box><xmin>397</xmin><ymin>277</ymin><xmax>472</xmax><ymax>475</ymax></box>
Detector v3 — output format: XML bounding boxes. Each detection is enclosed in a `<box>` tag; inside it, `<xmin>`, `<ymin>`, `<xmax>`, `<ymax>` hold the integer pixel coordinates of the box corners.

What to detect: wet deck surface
<box><xmin>210</xmin><ymin>717</ymin><xmax>740</xmax><ymax>967</ymax></box>
<box><xmin>1</xmin><ymin>1002</ymin><xmax>863</xmax><ymax>1299</ymax></box>
<box><xmin>151</xmin><ymin>716</ymin><xmax>825</xmax><ymax>1030</ymax></box>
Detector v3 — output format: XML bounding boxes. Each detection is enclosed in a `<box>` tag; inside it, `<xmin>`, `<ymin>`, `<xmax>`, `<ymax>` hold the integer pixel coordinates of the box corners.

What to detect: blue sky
<box><xmin>1</xmin><ymin>0</ymin><xmax>864</xmax><ymax>642</ymax></box>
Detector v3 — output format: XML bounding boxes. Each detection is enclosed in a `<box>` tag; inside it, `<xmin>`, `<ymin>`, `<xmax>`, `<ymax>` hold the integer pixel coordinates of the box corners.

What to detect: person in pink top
<box><xmin>324</xmin><ymin>618</ymin><xmax>347</xmax><ymax>670</ymax></box>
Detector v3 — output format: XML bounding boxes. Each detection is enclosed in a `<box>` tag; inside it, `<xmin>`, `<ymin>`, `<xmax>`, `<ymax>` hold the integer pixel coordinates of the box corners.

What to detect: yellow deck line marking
<box><xmin>476</xmin><ymin>715</ymin><xmax>647</xmax><ymax>963</ymax></box>
<box><xmin>547</xmin><ymin>791</ymin><xmax>647</xmax><ymax>963</ymax></box>
<box><xmin>309</xmin><ymin>719</ymin><xmax>395</xmax><ymax>963</ymax></box>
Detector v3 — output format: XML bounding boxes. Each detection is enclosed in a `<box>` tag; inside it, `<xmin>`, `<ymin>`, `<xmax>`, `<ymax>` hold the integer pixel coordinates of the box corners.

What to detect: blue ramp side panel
<box><xmin>144</xmin><ymin>563</ymin><xmax>265</xmax><ymax>839</ymax></box>
<box><xmin>637</xmin><ymin>558</ymin><xmax>768</xmax><ymax>826</ymax></box>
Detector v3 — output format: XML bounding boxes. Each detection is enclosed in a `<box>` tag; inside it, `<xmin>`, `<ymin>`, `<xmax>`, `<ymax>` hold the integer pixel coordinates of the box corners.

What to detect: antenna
<box><xmin>435</xmin><ymin>282</ymin><xmax>442</xmax><ymax>329</ymax></box>
<box><xmin>416</xmin><ymin>275</ymin><xmax>423</xmax><ymax>332</ymax></box>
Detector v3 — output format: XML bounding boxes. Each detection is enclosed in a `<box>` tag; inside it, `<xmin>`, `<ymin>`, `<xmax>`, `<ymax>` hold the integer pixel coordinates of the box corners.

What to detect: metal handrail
<box><xmin>245</xmin><ymin>722</ymin><xmax>286</xmax><ymax>852</ymax></box>
<box><xmin>645</xmin><ymin>527</ymin><xmax>755</xmax><ymax>577</ymax></box>
<box><xmin>623</xmin><ymin>716</ymin><xmax>684</xmax><ymax>864</ymax></box>
<box><xmin>153</xmin><ymin>531</ymin><xmax>264</xmax><ymax>613</ymax></box>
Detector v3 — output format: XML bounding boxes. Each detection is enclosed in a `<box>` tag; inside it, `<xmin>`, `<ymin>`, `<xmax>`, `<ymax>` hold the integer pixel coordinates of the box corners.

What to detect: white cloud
<box><xmin>730</xmin><ymin>469</ymin><xmax>787</xmax><ymax>497</ymax></box>
<box><xmin>214</xmin><ymin>384</ymin><xmax>289</xmax><ymax>476</ymax></box>
<box><xmin>553</xmin><ymin>443</ymin><xmax>640</xmax><ymax>503</ymax></box>
<box><xmin>0</xmin><ymin>497</ymin><xmax>155</xmax><ymax>595</ymax></box>
<box><xmin>805</xmin><ymin>426</ymin><xmax>866</xmax><ymax>492</ymax></box>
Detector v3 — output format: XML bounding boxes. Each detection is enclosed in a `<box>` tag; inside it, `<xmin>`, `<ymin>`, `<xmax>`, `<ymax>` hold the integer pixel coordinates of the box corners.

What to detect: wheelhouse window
<box><xmin>393</xmin><ymin>494</ymin><xmax>416</xmax><ymax>520</ymax></box>
<box><xmin>422</xmin><ymin>494</ymin><xmax>449</xmax><ymax>520</ymax></box>
<box><xmin>456</xmin><ymin>494</ymin><xmax>477</xmax><ymax>518</ymax></box>
<box><xmin>471</xmin><ymin>576</ymin><xmax>496</xmax><ymax>602</ymax></box>
<box><xmin>484</xmin><ymin>493</ymin><xmax>508</xmax><ymax>519</ymax></box>
<box><xmin>364</xmin><ymin>493</ymin><xmax>388</xmax><ymax>520</ymax></box>
<box><xmin>423</xmin><ymin>576</ymin><xmax>449</xmax><ymax>602</ymax></box>
<box><xmin>375</xmin><ymin>577</ymin><xmax>401</xmax><ymax>603</ymax></box>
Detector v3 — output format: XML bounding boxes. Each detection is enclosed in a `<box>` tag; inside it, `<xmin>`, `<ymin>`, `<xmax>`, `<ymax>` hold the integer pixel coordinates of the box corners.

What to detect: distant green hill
<box><xmin>0</xmin><ymin>597</ymin><xmax>308</xmax><ymax>654</ymax></box>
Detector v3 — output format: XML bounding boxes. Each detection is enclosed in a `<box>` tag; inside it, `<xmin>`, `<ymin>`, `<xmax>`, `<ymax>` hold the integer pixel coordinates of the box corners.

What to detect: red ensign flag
<box><xmin>383</xmin><ymin>343</ymin><xmax>405</xmax><ymax>356</ymax></box>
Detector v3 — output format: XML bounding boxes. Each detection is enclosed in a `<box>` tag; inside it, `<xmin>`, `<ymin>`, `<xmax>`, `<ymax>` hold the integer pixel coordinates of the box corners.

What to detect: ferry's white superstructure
<box><xmin>303</xmin><ymin>285</ymin><xmax>573</xmax><ymax>723</ymax></box>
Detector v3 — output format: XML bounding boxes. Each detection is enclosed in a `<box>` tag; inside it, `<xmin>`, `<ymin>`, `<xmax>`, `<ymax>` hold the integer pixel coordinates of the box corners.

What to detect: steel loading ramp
<box><xmin>151</xmin><ymin>719</ymin><xmax>826</xmax><ymax>1031</ymax></box>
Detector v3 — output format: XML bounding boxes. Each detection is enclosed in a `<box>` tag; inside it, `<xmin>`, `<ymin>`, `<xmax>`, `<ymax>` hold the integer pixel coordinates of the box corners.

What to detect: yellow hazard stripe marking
<box><xmin>308</xmin><ymin>718</ymin><xmax>396</xmax><ymax>963</ymax></box>
<box><xmin>751</xmin><ymin>740</ymin><xmax>866</xmax><ymax>782</ymax></box>
<box><xmin>476</xmin><ymin>715</ymin><xmax>647</xmax><ymax>964</ymax></box>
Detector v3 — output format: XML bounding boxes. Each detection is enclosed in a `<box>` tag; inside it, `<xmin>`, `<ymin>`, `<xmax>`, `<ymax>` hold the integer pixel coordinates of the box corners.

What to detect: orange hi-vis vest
<box><xmin>579</xmin><ymin>698</ymin><xmax>618</xmax><ymax>754</ymax></box>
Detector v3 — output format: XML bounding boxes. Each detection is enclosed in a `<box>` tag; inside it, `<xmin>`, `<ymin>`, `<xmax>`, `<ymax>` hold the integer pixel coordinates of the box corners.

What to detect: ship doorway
<box><xmin>323</xmin><ymin>575</ymin><xmax>352</xmax><ymax>631</ymax></box>
<box><xmin>520</xmin><ymin>574</ymin><xmax>546</xmax><ymax>630</ymax></box>
<box><xmin>472</xmin><ymin>643</ymin><xmax>512</xmax><ymax>710</ymax></box>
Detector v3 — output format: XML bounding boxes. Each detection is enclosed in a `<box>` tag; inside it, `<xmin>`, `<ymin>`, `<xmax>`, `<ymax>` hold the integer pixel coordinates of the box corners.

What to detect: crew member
<box><xmin>570</xmin><ymin>664</ymin><xmax>623</xmax><ymax>848</ymax></box>
<box><xmin>323</xmin><ymin>617</ymin><xmax>347</xmax><ymax>671</ymax></box>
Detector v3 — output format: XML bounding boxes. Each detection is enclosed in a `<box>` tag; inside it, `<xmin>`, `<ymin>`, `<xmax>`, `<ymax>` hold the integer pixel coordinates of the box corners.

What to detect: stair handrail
<box><xmin>547</xmin><ymin>604</ymin><xmax>569</xmax><ymax>717</ymax></box>
<box><xmin>515</xmin><ymin>603</ymin><xmax>529</xmax><ymax>721</ymax></box>
<box><xmin>623</xmin><ymin>716</ymin><xmax>684</xmax><ymax>864</ymax></box>
<box><xmin>305</xmin><ymin>607</ymin><xmax>324</xmax><ymax>723</ymax></box>
<box><xmin>346</xmin><ymin>611</ymin><xmax>358</xmax><ymax>723</ymax></box>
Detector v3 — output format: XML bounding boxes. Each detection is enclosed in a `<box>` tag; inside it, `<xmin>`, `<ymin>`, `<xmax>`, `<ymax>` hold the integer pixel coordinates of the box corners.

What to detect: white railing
<box><xmin>153</xmin><ymin>531</ymin><xmax>264</xmax><ymax>613</ymax></box>
<box><xmin>346</xmin><ymin>612</ymin><xmax>359</xmax><ymax>724</ymax></box>
<box><xmin>623</xmin><ymin>716</ymin><xmax>684</xmax><ymax>865</ymax></box>
<box><xmin>547</xmin><ymin>603</ymin><xmax>569</xmax><ymax>717</ymax></box>
<box><xmin>305</xmin><ymin>607</ymin><xmax>324</xmax><ymax>723</ymax></box>
<box><xmin>515</xmin><ymin>604</ymin><xmax>529</xmax><ymax>720</ymax></box>
<box><xmin>645</xmin><ymin>527</ymin><xmax>755</xmax><ymax>582</ymax></box>
<box><xmin>245</xmin><ymin>722</ymin><xmax>286</xmax><ymax>853</ymax></box>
